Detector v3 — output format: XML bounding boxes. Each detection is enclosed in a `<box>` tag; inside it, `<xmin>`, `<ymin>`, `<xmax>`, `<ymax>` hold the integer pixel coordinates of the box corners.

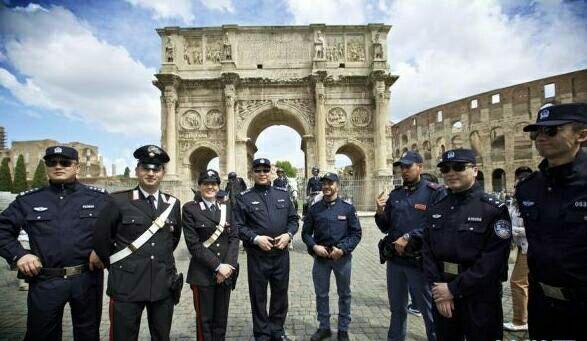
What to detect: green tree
<box><xmin>31</xmin><ymin>159</ymin><xmax>48</xmax><ymax>188</ymax></box>
<box><xmin>0</xmin><ymin>158</ymin><xmax>12</xmax><ymax>192</ymax></box>
<box><xmin>12</xmin><ymin>154</ymin><xmax>28</xmax><ymax>193</ymax></box>
<box><xmin>275</xmin><ymin>160</ymin><xmax>297</xmax><ymax>178</ymax></box>
<box><xmin>123</xmin><ymin>166</ymin><xmax>131</xmax><ymax>178</ymax></box>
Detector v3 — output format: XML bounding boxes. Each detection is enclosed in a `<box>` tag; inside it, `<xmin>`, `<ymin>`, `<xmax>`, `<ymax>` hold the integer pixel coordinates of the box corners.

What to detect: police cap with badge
<box><xmin>393</xmin><ymin>151</ymin><xmax>423</xmax><ymax>167</ymax></box>
<box><xmin>437</xmin><ymin>149</ymin><xmax>477</xmax><ymax>166</ymax></box>
<box><xmin>198</xmin><ymin>169</ymin><xmax>221</xmax><ymax>185</ymax></box>
<box><xmin>320</xmin><ymin>172</ymin><xmax>339</xmax><ymax>183</ymax></box>
<box><xmin>252</xmin><ymin>158</ymin><xmax>271</xmax><ymax>168</ymax></box>
<box><xmin>133</xmin><ymin>145</ymin><xmax>170</xmax><ymax>170</ymax></box>
<box><xmin>523</xmin><ymin>103</ymin><xmax>587</xmax><ymax>132</ymax></box>
<box><xmin>44</xmin><ymin>146</ymin><xmax>79</xmax><ymax>161</ymax></box>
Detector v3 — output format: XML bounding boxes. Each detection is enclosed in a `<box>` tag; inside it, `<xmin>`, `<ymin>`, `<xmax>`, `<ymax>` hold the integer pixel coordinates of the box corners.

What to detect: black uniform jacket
<box><xmin>0</xmin><ymin>182</ymin><xmax>107</xmax><ymax>268</ymax></box>
<box><xmin>422</xmin><ymin>183</ymin><xmax>511</xmax><ymax>301</ymax></box>
<box><xmin>93</xmin><ymin>187</ymin><xmax>182</xmax><ymax>302</ymax></box>
<box><xmin>182</xmin><ymin>198</ymin><xmax>239</xmax><ymax>286</ymax></box>
<box><xmin>515</xmin><ymin>149</ymin><xmax>587</xmax><ymax>287</ymax></box>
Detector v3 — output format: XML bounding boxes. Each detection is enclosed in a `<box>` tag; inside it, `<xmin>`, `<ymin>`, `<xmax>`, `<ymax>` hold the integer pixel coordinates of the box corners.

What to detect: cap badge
<box><xmin>259</xmin><ymin>159</ymin><xmax>265</xmax><ymax>164</ymax></box>
<box><xmin>147</xmin><ymin>145</ymin><xmax>161</xmax><ymax>155</ymax></box>
<box><xmin>208</xmin><ymin>171</ymin><xmax>215</xmax><ymax>176</ymax></box>
<box><xmin>539</xmin><ymin>109</ymin><xmax>549</xmax><ymax>120</ymax></box>
<box><xmin>54</xmin><ymin>147</ymin><xmax>62</xmax><ymax>153</ymax></box>
<box><xmin>447</xmin><ymin>151</ymin><xmax>455</xmax><ymax>159</ymax></box>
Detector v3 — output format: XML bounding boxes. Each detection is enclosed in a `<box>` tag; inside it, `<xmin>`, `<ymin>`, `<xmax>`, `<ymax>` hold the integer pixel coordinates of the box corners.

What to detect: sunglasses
<box><xmin>439</xmin><ymin>163</ymin><xmax>474</xmax><ymax>174</ymax></box>
<box><xmin>254</xmin><ymin>168</ymin><xmax>271</xmax><ymax>174</ymax></box>
<box><xmin>45</xmin><ymin>159</ymin><xmax>75</xmax><ymax>167</ymax></box>
<box><xmin>139</xmin><ymin>164</ymin><xmax>163</xmax><ymax>172</ymax></box>
<box><xmin>529</xmin><ymin>125</ymin><xmax>563</xmax><ymax>140</ymax></box>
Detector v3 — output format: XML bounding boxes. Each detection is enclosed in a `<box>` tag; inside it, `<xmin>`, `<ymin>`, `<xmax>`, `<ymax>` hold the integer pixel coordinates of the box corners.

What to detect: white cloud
<box><xmin>286</xmin><ymin>0</ymin><xmax>367</xmax><ymax>24</ymax></box>
<box><xmin>383</xmin><ymin>0</ymin><xmax>587</xmax><ymax>121</ymax></box>
<box><xmin>124</xmin><ymin>0</ymin><xmax>196</xmax><ymax>23</ymax></box>
<box><xmin>0</xmin><ymin>4</ymin><xmax>160</xmax><ymax>136</ymax></box>
<box><xmin>201</xmin><ymin>0</ymin><xmax>234</xmax><ymax>13</ymax></box>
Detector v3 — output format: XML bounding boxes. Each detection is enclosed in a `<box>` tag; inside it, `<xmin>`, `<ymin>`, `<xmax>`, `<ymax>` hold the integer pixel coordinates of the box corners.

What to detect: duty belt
<box><xmin>41</xmin><ymin>264</ymin><xmax>89</xmax><ymax>279</ymax></box>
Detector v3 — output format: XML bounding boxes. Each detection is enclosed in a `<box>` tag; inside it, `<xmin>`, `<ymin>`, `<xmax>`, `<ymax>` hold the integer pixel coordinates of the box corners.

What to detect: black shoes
<box><xmin>337</xmin><ymin>331</ymin><xmax>350</xmax><ymax>341</ymax></box>
<box><xmin>310</xmin><ymin>328</ymin><xmax>332</xmax><ymax>341</ymax></box>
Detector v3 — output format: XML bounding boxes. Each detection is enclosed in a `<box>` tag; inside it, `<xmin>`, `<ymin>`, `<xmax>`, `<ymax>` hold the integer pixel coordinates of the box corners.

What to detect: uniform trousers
<box><xmin>25</xmin><ymin>270</ymin><xmax>103</xmax><ymax>341</ymax></box>
<box><xmin>191</xmin><ymin>284</ymin><xmax>232</xmax><ymax>341</ymax></box>
<box><xmin>312</xmin><ymin>254</ymin><xmax>352</xmax><ymax>331</ymax></box>
<box><xmin>433</xmin><ymin>285</ymin><xmax>503</xmax><ymax>341</ymax></box>
<box><xmin>528</xmin><ymin>278</ymin><xmax>587</xmax><ymax>340</ymax></box>
<box><xmin>108</xmin><ymin>296</ymin><xmax>174</xmax><ymax>341</ymax></box>
<box><xmin>246</xmin><ymin>250</ymin><xmax>290</xmax><ymax>340</ymax></box>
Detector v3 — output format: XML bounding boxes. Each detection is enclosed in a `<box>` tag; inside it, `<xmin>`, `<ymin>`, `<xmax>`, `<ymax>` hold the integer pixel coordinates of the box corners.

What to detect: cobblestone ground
<box><xmin>0</xmin><ymin>217</ymin><xmax>528</xmax><ymax>340</ymax></box>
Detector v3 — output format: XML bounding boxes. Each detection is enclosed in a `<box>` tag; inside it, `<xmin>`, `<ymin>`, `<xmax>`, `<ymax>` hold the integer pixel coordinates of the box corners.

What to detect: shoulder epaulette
<box><xmin>273</xmin><ymin>187</ymin><xmax>288</xmax><ymax>192</ymax></box>
<box><xmin>515</xmin><ymin>171</ymin><xmax>538</xmax><ymax>188</ymax></box>
<box><xmin>17</xmin><ymin>187</ymin><xmax>43</xmax><ymax>197</ymax></box>
<box><xmin>240</xmin><ymin>189</ymin><xmax>251</xmax><ymax>195</ymax></box>
<box><xmin>480</xmin><ymin>193</ymin><xmax>506</xmax><ymax>209</ymax></box>
<box><xmin>342</xmin><ymin>198</ymin><xmax>353</xmax><ymax>205</ymax></box>
<box><xmin>111</xmin><ymin>189</ymin><xmax>132</xmax><ymax>195</ymax></box>
<box><xmin>161</xmin><ymin>192</ymin><xmax>177</xmax><ymax>204</ymax></box>
<box><xmin>426</xmin><ymin>182</ymin><xmax>443</xmax><ymax>190</ymax></box>
<box><xmin>86</xmin><ymin>185</ymin><xmax>107</xmax><ymax>194</ymax></box>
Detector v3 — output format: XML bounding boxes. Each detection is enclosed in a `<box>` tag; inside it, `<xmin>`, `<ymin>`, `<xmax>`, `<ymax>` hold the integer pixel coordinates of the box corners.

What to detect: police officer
<box><xmin>302</xmin><ymin>172</ymin><xmax>362</xmax><ymax>341</ymax></box>
<box><xmin>225</xmin><ymin>172</ymin><xmax>247</xmax><ymax>206</ymax></box>
<box><xmin>183</xmin><ymin>169</ymin><xmax>239</xmax><ymax>341</ymax></box>
<box><xmin>233</xmin><ymin>158</ymin><xmax>299</xmax><ymax>341</ymax></box>
<box><xmin>422</xmin><ymin>149</ymin><xmax>511</xmax><ymax>341</ymax></box>
<box><xmin>515</xmin><ymin>103</ymin><xmax>587</xmax><ymax>340</ymax></box>
<box><xmin>0</xmin><ymin>146</ymin><xmax>107</xmax><ymax>340</ymax></box>
<box><xmin>304</xmin><ymin>166</ymin><xmax>322</xmax><ymax>216</ymax></box>
<box><xmin>273</xmin><ymin>168</ymin><xmax>289</xmax><ymax>189</ymax></box>
<box><xmin>375</xmin><ymin>151</ymin><xmax>445</xmax><ymax>341</ymax></box>
<box><xmin>93</xmin><ymin>145</ymin><xmax>182</xmax><ymax>341</ymax></box>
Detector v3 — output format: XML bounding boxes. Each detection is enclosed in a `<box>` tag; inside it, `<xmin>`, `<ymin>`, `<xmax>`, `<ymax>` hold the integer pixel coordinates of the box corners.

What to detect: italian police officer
<box><xmin>93</xmin><ymin>145</ymin><xmax>182</xmax><ymax>341</ymax></box>
<box><xmin>0</xmin><ymin>145</ymin><xmax>107</xmax><ymax>340</ymax></box>
<box><xmin>273</xmin><ymin>168</ymin><xmax>289</xmax><ymax>189</ymax></box>
<box><xmin>375</xmin><ymin>151</ymin><xmax>445</xmax><ymax>341</ymax></box>
<box><xmin>515</xmin><ymin>103</ymin><xmax>587</xmax><ymax>340</ymax></box>
<box><xmin>422</xmin><ymin>149</ymin><xmax>512</xmax><ymax>341</ymax></box>
<box><xmin>302</xmin><ymin>172</ymin><xmax>362</xmax><ymax>341</ymax></box>
<box><xmin>306</xmin><ymin>166</ymin><xmax>322</xmax><ymax>196</ymax></box>
<box><xmin>233</xmin><ymin>158</ymin><xmax>299</xmax><ymax>341</ymax></box>
<box><xmin>183</xmin><ymin>169</ymin><xmax>239</xmax><ymax>341</ymax></box>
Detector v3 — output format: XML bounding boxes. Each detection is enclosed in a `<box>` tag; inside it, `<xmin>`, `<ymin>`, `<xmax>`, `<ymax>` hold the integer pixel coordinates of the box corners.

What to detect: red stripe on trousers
<box><xmin>191</xmin><ymin>285</ymin><xmax>204</xmax><ymax>341</ymax></box>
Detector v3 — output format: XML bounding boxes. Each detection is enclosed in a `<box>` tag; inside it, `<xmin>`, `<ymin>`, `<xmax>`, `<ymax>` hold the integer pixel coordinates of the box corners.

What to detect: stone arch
<box><xmin>451</xmin><ymin>135</ymin><xmax>463</xmax><ymax>149</ymax></box>
<box><xmin>492</xmin><ymin>168</ymin><xmax>506</xmax><ymax>193</ymax></box>
<box><xmin>452</xmin><ymin>120</ymin><xmax>463</xmax><ymax>132</ymax></box>
<box><xmin>185</xmin><ymin>144</ymin><xmax>220</xmax><ymax>184</ymax></box>
<box><xmin>435</xmin><ymin>137</ymin><xmax>446</xmax><ymax>160</ymax></box>
<box><xmin>469</xmin><ymin>130</ymin><xmax>483</xmax><ymax>163</ymax></box>
<box><xmin>490</xmin><ymin>127</ymin><xmax>505</xmax><ymax>162</ymax></box>
<box><xmin>334</xmin><ymin>141</ymin><xmax>368</xmax><ymax>179</ymax></box>
<box><xmin>422</xmin><ymin>140</ymin><xmax>432</xmax><ymax>160</ymax></box>
<box><xmin>394</xmin><ymin>148</ymin><xmax>401</xmax><ymax>158</ymax></box>
<box><xmin>514</xmin><ymin>122</ymin><xmax>532</xmax><ymax>160</ymax></box>
<box><xmin>401</xmin><ymin>134</ymin><xmax>408</xmax><ymax>145</ymax></box>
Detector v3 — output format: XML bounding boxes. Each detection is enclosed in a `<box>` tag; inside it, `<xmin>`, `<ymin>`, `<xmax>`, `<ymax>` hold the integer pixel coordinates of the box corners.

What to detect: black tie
<box><xmin>210</xmin><ymin>203</ymin><xmax>217</xmax><ymax>213</ymax></box>
<box><xmin>147</xmin><ymin>195</ymin><xmax>156</xmax><ymax>213</ymax></box>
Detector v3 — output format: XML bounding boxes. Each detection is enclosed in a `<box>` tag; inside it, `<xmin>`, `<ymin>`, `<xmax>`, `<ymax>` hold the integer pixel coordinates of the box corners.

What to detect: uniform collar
<box><xmin>322</xmin><ymin>196</ymin><xmax>339</xmax><ymax>207</ymax></box>
<box><xmin>49</xmin><ymin>180</ymin><xmax>79</xmax><ymax>194</ymax></box>
<box><xmin>402</xmin><ymin>179</ymin><xmax>423</xmax><ymax>192</ymax></box>
<box><xmin>253</xmin><ymin>184</ymin><xmax>271</xmax><ymax>192</ymax></box>
<box><xmin>539</xmin><ymin>149</ymin><xmax>587</xmax><ymax>182</ymax></box>
<box><xmin>449</xmin><ymin>181</ymin><xmax>481</xmax><ymax>199</ymax></box>
<box><xmin>138</xmin><ymin>186</ymin><xmax>159</xmax><ymax>201</ymax></box>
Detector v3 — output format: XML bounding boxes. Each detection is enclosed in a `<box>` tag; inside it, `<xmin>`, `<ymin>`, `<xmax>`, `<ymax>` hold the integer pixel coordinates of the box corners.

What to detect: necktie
<box><xmin>210</xmin><ymin>203</ymin><xmax>217</xmax><ymax>213</ymax></box>
<box><xmin>147</xmin><ymin>195</ymin><xmax>156</xmax><ymax>213</ymax></box>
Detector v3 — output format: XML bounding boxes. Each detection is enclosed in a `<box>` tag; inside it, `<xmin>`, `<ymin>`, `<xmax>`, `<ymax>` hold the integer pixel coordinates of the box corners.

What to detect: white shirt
<box><xmin>201</xmin><ymin>197</ymin><xmax>218</xmax><ymax>211</ymax></box>
<box><xmin>138</xmin><ymin>186</ymin><xmax>160</xmax><ymax>210</ymax></box>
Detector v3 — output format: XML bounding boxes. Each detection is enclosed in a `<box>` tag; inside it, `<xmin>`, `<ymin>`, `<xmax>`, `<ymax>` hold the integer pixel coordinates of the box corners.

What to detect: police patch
<box><xmin>493</xmin><ymin>219</ymin><xmax>512</xmax><ymax>239</ymax></box>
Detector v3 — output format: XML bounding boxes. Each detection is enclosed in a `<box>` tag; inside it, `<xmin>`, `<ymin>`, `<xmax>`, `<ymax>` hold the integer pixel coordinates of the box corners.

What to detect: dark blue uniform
<box><xmin>515</xmin><ymin>149</ymin><xmax>587</xmax><ymax>340</ymax></box>
<box><xmin>0</xmin><ymin>182</ymin><xmax>107</xmax><ymax>340</ymax></box>
<box><xmin>273</xmin><ymin>176</ymin><xmax>288</xmax><ymax>189</ymax></box>
<box><xmin>306</xmin><ymin>176</ymin><xmax>322</xmax><ymax>195</ymax></box>
<box><xmin>422</xmin><ymin>183</ymin><xmax>511</xmax><ymax>341</ymax></box>
<box><xmin>234</xmin><ymin>184</ymin><xmax>298</xmax><ymax>340</ymax></box>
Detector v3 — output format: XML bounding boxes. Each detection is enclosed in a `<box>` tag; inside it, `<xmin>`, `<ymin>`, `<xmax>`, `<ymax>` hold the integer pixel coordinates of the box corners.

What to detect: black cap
<box><xmin>133</xmin><ymin>145</ymin><xmax>170</xmax><ymax>166</ymax></box>
<box><xmin>393</xmin><ymin>151</ymin><xmax>423</xmax><ymax>167</ymax></box>
<box><xmin>523</xmin><ymin>103</ymin><xmax>587</xmax><ymax>132</ymax></box>
<box><xmin>312</xmin><ymin>166</ymin><xmax>320</xmax><ymax>172</ymax></box>
<box><xmin>44</xmin><ymin>146</ymin><xmax>79</xmax><ymax>161</ymax></box>
<box><xmin>320</xmin><ymin>172</ymin><xmax>339</xmax><ymax>182</ymax></box>
<box><xmin>437</xmin><ymin>149</ymin><xmax>477</xmax><ymax>166</ymax></box>
<box><xmin>198</xmin><ymin>169</ymin><xmax>221</xmax><ymax>185</ymax></box>
<box><xmin>252</xmin><ymin>158</ymin><xmax>271</xmax><ymax>168</ymax></box>
<box><xmin>228</xmin><ymin>172</ymin><xmax>237</xmax><ymax>179</ymax></box>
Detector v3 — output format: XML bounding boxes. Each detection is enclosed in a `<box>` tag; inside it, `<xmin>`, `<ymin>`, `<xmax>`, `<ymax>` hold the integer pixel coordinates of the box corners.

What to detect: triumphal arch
<box><xmin>154</xmin><ymin>24</ymin><xmax>397</xmax><ymax>184</ymax></box>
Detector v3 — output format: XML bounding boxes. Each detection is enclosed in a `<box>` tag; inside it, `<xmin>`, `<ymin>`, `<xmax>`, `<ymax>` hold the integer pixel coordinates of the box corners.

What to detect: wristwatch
<box><xmin>402</xmin><ymin>233</ymin><xmax>410</xmax><ymax>241</ymax></box>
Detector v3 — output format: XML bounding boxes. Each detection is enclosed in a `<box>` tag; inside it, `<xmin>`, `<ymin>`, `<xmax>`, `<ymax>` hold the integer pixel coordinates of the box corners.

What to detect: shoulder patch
<box><xmin>273</xmin><ymin>187</ymin><xmax>288</xmax><ymax>192</ymax></box>
<box><xmin>493</xmin><ymin>219</ymin><xmax>512</xmax><ymax>239</ymax></box>
<box><xmin>86</xmin><ymin>185</ymin><xmax>107</xmax><ymax>194</ymax></box>
<box><xmin>480</xmin><ymin>193</ymin><xmax>505</xmax><ymax>209</ymax></box>
<box><xmin>17</xmin><ymin>187</ymin><xmax>43</xmax><ymax>197</ymax></box>
<box><xmin>426</xmin><ymin>182</ymin><xmax>443</xmax><ymax>190</ymax></box>
<box><xmin>240</xmin><ymin>189</ymin><xmax>251</xmax><ymax>195</ymax></box>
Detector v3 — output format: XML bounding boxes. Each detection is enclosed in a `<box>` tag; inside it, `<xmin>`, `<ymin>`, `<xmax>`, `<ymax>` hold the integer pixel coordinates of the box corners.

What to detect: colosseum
<box><xmin>389</xmin><ymin>68</ymin><xmax>587</xmax><ymax>194</ymax></box>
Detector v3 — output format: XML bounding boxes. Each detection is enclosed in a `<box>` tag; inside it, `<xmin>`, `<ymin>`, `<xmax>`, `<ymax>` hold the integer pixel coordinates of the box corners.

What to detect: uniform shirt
<box><xmin>422</xmin><ymin>183</ymin><xmax>511</xmax><ymax>299</ymax></box>
<box><xmin>234</xmin><ymin>184</ymin><xmax>298</xmax><ymax>252</ymax></box>
<box><xmin>0</xmin><ymin>181</ymin><xmax>107</xmax><ymax>268</ymax></box>
<box><xmin>138</xmin><ymin>186</ymin><xmax>159</xmax><ymax>209</ymax></box>
<box><xmin>301</xmin><ymin>197</ymin><xmax>362</xmax><ymax>255</ymax></box>
<box><xmin>515</xmin><ymin>149</ymin><xmax>587</xmax><ymax>287</ymax></box>
<box><xmin>375</xmin><ymin>180</ymin><xmax>446</xmax><ymax>265</ymax></box>
<box><xmin>306</xmin><ymin>176</ymin><xmax>322</xmax><ymax>195</ymax></box>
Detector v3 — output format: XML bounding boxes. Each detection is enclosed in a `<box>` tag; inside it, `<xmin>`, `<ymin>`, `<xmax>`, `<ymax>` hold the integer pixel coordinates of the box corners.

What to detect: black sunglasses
<box><xmin>45</xmin><ymin>159</ymin><xmax>75</xmax><ymax>168</ymax></box>
<box><xmin>529</xmin><ymin>126</ymin><xmax>563</xmax><ymax>140</ymax></box>
<box><xmin>254</xmin><ymin>168</ymin><xmax>271</xmax><ymax>174</ymax></box>
<box><xmin>439</xmin><ymin>163</ymin><xmax>474</xmax><ymax>174</ymax></box>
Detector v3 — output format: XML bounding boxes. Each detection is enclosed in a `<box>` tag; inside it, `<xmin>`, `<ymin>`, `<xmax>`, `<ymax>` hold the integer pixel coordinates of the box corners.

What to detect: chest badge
<box><xmin>251</xmin><ymin>201</ymin><xmax>260</xmax><ymax>205</ymax></box>
<box><xmin>337</xmin><ymin>215</ymin><xmax>347</xmax><ymax>220</ymax></box>
<box><xmin>33</xmin><ymin>207</ymin><xmax>48</xmax><ymax>212</ymax></box>
<box><xmin>467</xmin><ymin>217</ymin><xmax>482</xmax><ymax>222</ymax></box>
<box><xmin>277</xmin><ymin>199</ymin><xmax>285</xmax><ymax>202</ymax></box>
<box><xmin>522</xmin><ymin>200</ymin><xmax>535</xmax><ymax>207</ymax></box>
<box><xmin>574</xmin><ymin>201</ymin><xmax>587</xmax><ymax>208</ymax></box>
<box><xmin>432</xmin><ymin>214</ymin><xmax>442</xmax><ymax>219</ymax></box>
<box><xmin>82</xmin><ymin>204</ymin><xmax>95</xmax><ymax>209</ymax></box>
<box><xmin>414</xmin><ymin>203</ymin><xmax>427</xmax><ymax>211</ymax></box>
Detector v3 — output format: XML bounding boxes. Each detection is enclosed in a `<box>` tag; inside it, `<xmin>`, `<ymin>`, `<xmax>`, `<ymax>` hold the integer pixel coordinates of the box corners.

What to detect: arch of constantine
<box><xmin>154</xmin><ymin>24</ymin><xmax>397</xmax><ymax>185</ymax></box>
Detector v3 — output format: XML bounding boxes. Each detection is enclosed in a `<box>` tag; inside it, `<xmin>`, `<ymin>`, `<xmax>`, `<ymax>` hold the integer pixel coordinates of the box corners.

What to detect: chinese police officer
<box><xmin>0</xmin><ymin>145</ymin><xmax>107</xmax><ymax>340</ymax></box>
<box><xmin>233</xmin><ymin>158</ymin><xmax>299</xmax><ymax>341</ymax></box>
<box><xmin>302</xmin><ymin>172</ymin><xmax>362</xmax><ymax>341</ymax></box>
<box><xmin>422</xmin><ymin>149</ymin><xmax>511</xmax><ymax>341</ymax></box>
<box><xmin>515</xmin><ymin>103</ymin><xmax>587</xmax><ymax>340</ymax></box>
<box><xmin>93</xmin><ymin>145</ymin><xmax>182</xmax><ymax>341</ymax></box>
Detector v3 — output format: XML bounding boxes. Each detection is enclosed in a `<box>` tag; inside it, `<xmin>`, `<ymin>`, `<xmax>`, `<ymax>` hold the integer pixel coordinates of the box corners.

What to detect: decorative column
<box><xmin>373</xmin><ymin>80</ymin><xmax>389</xmax><ymax>175</ymax></box>
<box><xmin>314</xmin><ymin>81</ymin><xmax>327</xmax><ymax>171</ymax></box>
<box><xmin>163</xmin><ymin>86</ymin><xmax>178</xmax><ymax>177</ymax></box>
<box><xmin>224</xmin><ymin>84</ymin><xmax>236</xmax><ymax>173</ymax></box>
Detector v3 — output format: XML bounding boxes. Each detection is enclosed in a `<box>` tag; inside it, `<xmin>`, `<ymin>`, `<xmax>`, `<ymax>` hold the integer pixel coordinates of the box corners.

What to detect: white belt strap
<box><xmin>203</xmin><ymin>204</ymin><xmax>227</xmax><ymax>248</ymax></box>
<box><xmin>109</xmin><ymin>197</ymin><xmax>177</xmax><ymax>265</ymax></box>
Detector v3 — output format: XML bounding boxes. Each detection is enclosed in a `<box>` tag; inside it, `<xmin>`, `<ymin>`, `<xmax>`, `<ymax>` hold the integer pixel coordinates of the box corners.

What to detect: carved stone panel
<box><xmin>183</xmin><ymin>36</ymin><xmax>203</xmax><ymax>65</ymax></box>
<box><xmin>237</xmin><ymin>32</ymin><xmax>312</xmax><ymax>64</ymax></box>
<box><xmin>346</xmin><ymin>35</ymin><xmax>365</xmax><ymax>62</ymax></box>
<box><xmin>326</xmin><ymin>35</ymin><xmax>345</xmax><ymax>62</ymax></box>
<box><xmin>180</xmin><ymin>110</ymin><xmax>201</xmax><ymax>130</ymax></box>
<box><xmin>351</xmin><ymin>107</ymin><xmax>371</xmax><ymax>127</ymax></box>
<box><xmin>205</xmin><ymin>109</ymin><xmax>225</xmax><ymax>129</ymax></box>
<box><xmin>327</xmin><ymin>107</ymin><xmax>347</xmax><ymax>127</ymax></box>
<box><xmin>237</xmin><ymin>100</ymin><xmax>271</xmax><ymax>122</ymax></box>
<box><xmin>206</xmin><ymin>36</ymin><xmax>223</xmax><ymax>64</ymax></box>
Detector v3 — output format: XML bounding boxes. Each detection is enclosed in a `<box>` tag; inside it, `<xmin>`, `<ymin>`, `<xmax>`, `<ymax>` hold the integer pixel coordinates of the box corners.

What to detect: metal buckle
<box><xmin>443</xmin><ymin>262</ymin><xmax>459</xmax><ymax>275</ymax></box>
<box><xmin>154</xmin><ymin>217</ymin><xmax>165</xmax><ymax>228</ymax></box>
<box><xmin>128</xmin><ymin>244</ymin><xmax>138</xmax><ymax>252</ymax></box>
<box><xmin>539</xmin><ymin>282</ymin><xmax>568</xmax><ymax>301</ymax></box>
<box><xmin>64</xmin><ymin>265</ymin><xmax>83</xmax><ymax>278</ymax></box>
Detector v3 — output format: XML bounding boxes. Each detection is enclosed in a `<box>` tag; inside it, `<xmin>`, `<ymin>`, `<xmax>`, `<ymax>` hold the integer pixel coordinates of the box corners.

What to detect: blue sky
<box><xmin>1</xmin><ymin>0</ymin><xmax>586</xmax><ymax>174</ymax></box>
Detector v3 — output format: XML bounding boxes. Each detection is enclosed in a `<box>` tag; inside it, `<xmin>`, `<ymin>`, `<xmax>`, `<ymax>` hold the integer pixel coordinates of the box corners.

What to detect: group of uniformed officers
<box><xmin>0</xmin><ymin>102</ymin><xmax>585</xmax><ymax>341</ymax></box>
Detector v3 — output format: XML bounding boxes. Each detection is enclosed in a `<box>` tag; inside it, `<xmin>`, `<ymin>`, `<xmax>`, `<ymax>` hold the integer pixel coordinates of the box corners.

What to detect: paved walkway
<box><xmin>0</xmin><ymin>217</ymin><xmax>527</xmax><ymax>340</ymax></box>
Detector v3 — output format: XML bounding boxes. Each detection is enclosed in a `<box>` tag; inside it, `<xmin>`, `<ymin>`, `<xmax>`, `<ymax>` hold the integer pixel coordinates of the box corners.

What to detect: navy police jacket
<box><xmin>375</xmin><ymin>180</ymin><xmax>446</xmax><ymax>265</ymax></box>
<box><xmin>515</xmin><ymin>149</ymin><xmax>587</xmax><ymax>287</ymax></box>
<box><xmin>0</xmin><ymin>181</ymin><xmax>107</xmax><ymax>268</ymax></box>
<box><xmin>422</xmin><ymin>183</ymin><xmax>511</xmax><ymax>300</ymax></box>
<box><xmin>301</xmin><ymin>197</ymin><xmax>362</xmax><ymax>255</ymax></box>
<box><xmin>234</xmin><ymin>184</ymin><xmax>298</xmax><ymax>254</ymax></box>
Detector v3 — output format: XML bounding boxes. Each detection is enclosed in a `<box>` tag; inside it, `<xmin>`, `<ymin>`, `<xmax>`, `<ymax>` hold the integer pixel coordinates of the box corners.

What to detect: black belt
<box><xmin>536</xmin><ymin>281</ymin><xmax>587</xmax><ymax>302</ymax></box>
<box><xmin>40</xmin><ymin>264</ymin><xmax>89</xmax><ymax>279</ymax></box>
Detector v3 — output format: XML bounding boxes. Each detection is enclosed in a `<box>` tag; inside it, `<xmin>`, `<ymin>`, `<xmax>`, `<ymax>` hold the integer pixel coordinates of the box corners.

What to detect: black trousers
<box><xmin>434</xmin><ymin>290</ymin><xmax>503</xmax><ymax>341</ymax></box>
<box><xmin>109</xmin><ymin>296</ymin><xmax>174</xmax><ymax>341</ymax></box>
<box><xmin>247</xmin><ymin>251</ymin><xmax>290</xmax><ymax>340</ymax></box>
<box><xmin>528</xmin><ymin>279</ymin><xmax>587</xmax><ymax>340</ymax></box>
<box><xmin>25</xmin><ymin>270</ymin><xmax>103</xmax><ymax>341</ymax></box>
<box><xmin>191</xmin><ymin>284</ymin><xmax>232</xmax><ymax>341</ymax></box>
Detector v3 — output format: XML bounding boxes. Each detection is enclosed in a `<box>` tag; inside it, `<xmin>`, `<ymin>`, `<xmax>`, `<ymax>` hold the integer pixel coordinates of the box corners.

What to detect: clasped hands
<box><xmin>255</xmin><ymin>233</ymin><xmax>291</xmax><ymax>251</ymax></box>
<box><xmin>216</xmin><ymin>263</ymin><xmax>236</xmax><ymax>284</ymax></box>
<box><xmin>432</xmin><ymin>282</ymin><xmax>454</xmax><ymax>318</ymax></box>
<box><xmin>312</xmin><ymin>244</ymin><xmax>344</xmax><ymax>261</ymax></box>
